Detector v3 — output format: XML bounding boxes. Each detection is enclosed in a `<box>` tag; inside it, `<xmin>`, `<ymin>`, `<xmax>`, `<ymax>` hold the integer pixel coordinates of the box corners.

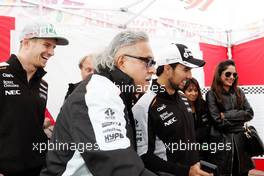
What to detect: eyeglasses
<box><xmin>224</xmin><ymin>71</ymin><xmax>238</xmax><ymax>78</ymax></box>
<box><xmin>124</xmin><ymin>54</ymin><xmax>156</xmax><ymax>68</ymax></box>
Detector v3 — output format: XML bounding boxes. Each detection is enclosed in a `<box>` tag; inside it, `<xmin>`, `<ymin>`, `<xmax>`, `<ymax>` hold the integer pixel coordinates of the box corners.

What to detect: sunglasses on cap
<box><xmin>224</xmin><ymin>71</ymin><xmax>238</xmax><ymax>78</ymax></box>
<box><xmin>124</xmin><ymin>54</ymin><xmax>156</xmax><ymax>68</ymax></box>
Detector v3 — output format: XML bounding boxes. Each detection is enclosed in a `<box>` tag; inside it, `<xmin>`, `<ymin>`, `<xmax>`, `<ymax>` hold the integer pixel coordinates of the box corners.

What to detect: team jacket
<box><xmin>132</xmin><ymin>80</ymin><xmax>199</xmax><ymax>176</ymax></box>
<box><xmin>0</xmin><ymin>54</ymin><xmax>48</xmax><ymax>174</ymax></box>
<box><xmin>40</xmin><ymin>67</ymin><xmax>156</xmax><ymax>176</ymax></box>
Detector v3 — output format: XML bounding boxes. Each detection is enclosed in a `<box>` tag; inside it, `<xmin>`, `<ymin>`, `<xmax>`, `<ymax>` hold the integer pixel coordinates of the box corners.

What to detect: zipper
<box><xmin>230</xmin><ymin>133</ymin><xmax>234</xmax><ymax>176</ymax></box>
<box><xmin>233</xmin><ymin>135</ymin><xmax>240</xmax><ymax>174</ymax></box>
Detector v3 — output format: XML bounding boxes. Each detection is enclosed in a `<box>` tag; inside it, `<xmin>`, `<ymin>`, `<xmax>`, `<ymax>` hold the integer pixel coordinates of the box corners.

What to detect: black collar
<box><xmin>151</xmin><ymin>79</ymin><xmax>178</xmax><ymax>100</ymax></box>
<box><xmin>97</xmin><ymin>66</ymin><xmax>135</xmax><ymax>105</ymax></box>
<box><xmin>97</xmin><ymin>66</ymin><xmax>134</xmax><ymax>90</ymax></box>
<box><xmin>7</xmin><ymin>54</ymin><xmax>46</xmax><ymax>83</ymax></box>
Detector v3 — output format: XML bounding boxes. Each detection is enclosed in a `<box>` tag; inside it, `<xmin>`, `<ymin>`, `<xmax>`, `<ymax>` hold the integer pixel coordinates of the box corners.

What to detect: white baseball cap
<box><xmin>156</xmin><ymin>43</ymin><xmax>205</xmax><ymax>68</ymax></box>
<box><xmin>19</xmin><ymin>21</ymin><xmax>69</xmax><ymax>45</ymax></box>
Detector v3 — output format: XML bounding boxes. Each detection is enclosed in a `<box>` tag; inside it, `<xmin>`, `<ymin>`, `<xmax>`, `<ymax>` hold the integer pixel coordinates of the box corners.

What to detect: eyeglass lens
<box><xmin>225</xmin><ymin>72</ymin><xmax>237</xmax><ymax>78</ymax></box>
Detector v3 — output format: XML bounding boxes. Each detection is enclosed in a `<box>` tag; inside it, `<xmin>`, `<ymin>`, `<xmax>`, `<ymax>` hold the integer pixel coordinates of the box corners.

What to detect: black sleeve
<box><xmin>141</xmin><ymin>153</ymin><xmax>190</xmax><ymax>175</ymax></box>
<box><xmin>64</xmin><ymin>83</ymin><xmax>76</xmax><ymax>100</ymax></box>
<box><xmin>140</xmin><ymin>111</ymin><xmax>190</xmax><ymax>176</ymax></box>
<box><xmin>223</xmin><ymin>89</ymin><xmax>253</xmax><ymax>122</ymax></box>
<box><xmin>206</xmin><ymin>91</ymin><xmax>232</xmax><ymax>129</ymax></box>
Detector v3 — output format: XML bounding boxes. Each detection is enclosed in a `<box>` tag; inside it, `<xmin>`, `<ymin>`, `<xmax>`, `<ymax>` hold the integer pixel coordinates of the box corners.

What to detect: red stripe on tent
<box><xmin>232</xmin><ymin>37</ymin><xmax>264</xmax><ymax>85</ymax></box>
<box><xmin>0</xmin><ymin>16</ymin><xmax>15</xmax><ymax>62</ymax></box>
<box><xmin>199</xmin><ymin>43</ymin><xmax>228</xmax><ymax>86</ymax></box>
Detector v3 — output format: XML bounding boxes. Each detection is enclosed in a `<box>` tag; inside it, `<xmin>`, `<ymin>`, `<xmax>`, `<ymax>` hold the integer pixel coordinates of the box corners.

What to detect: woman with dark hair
<box><xmin>183</xmin><ymin>78</ymin><xmax>210</xmax><ymax>159</ymax></box>
<box><xmin>206</xmin><ymin>60</ymin><xmax>254</xmax><ymax>176</ymax></box>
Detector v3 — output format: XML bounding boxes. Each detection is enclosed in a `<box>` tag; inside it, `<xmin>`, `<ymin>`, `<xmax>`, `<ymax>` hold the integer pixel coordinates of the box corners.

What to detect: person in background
<box><xmin>182</xmin><ymin>77</ymin><xmax>211</xmax><ymax>160</ymax></box>
<box><xmin>0</xmin><ymin>21</ymin><xmax>68</xmax><ymax>176</ymax></box>
<box><xmin>64</xmin><ymin>54</ymin><xmax>95</xmax><ymax>99</ymax></box>
<box><xmin>133</xmin><ymin>43</ymin><xmax>211</xmax><ymax>176</ymax></box>
<box><xmin>40</xmin><ymin>31</ymin><xmax>157</xmax><ymax>176</ymax></box>
<box><xmin>206</xmin><ymin>59</ymin><xmax>254</xmax><ymax>176</ymax></box>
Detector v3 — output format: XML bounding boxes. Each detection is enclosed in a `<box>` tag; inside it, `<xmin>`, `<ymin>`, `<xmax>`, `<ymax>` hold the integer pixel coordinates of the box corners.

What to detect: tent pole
<box><xmin>120</xmin><ymin>0</ymin><xmax>156</xmax><ymax>29</ymax></box>
<box><xmin>226</xmin><ymin>30</ymin><xmax>232</xmax><ymax>59</ymax></box>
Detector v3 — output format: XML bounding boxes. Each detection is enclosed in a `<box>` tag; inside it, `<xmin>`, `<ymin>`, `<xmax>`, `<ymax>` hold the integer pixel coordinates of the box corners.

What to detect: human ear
<box><xmin>116</xmin><ymin>55</ymin><xmax>125</xmax><ymax>69</ymax></box>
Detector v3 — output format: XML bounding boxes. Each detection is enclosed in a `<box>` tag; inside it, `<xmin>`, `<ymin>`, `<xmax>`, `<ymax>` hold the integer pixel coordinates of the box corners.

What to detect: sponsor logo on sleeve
<box><xmin>105</xmin><ymin>108</ymin><xmax>115</xmax><ymax>119</ymax></box>
<box><xmin>102</xmin><ymin>108</ymin><xmax>125</xmax><ymax>143</ymax></box>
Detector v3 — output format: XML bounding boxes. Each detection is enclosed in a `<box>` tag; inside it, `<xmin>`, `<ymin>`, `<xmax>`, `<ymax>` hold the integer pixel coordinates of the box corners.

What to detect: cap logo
<box><xmin>183</xmin><ymin>48</ymin><xmax>193</xmax><ymax>58</ymax></box>
<box><xmin>40</xmin><ymin>24</ymin><xmax>57</xmax><ymax>36</ymax></box>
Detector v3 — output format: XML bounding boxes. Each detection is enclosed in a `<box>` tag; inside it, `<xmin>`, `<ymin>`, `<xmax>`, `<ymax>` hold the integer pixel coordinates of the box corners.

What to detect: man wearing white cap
<box><xmin>0</xmin><ymin>21</ymin><xmax>68</xmax><ymax>176</ymax></box>
<box><xmin>132</xmin><ymin>43</ymin><xmax>213</xmax><ymax>176</ymax></box>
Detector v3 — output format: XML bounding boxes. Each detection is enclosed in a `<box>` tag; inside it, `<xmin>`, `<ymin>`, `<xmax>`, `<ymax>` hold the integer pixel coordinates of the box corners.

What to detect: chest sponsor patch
<box><xmin>2</xmin><ymin>73</ymin><xmax>14</xmax><ymax>78</ymax></box>
<box><xmin>5</xmin><ymin>89</ymin><xmax>21</xmax><ymax>96</ymax></box>
<box><xmin>3</xmin><ymin>80</ymin><xmax>19</xmax><ymax>88</ymax></box>
<box><xmin>164</xmin><ymin>117</ymin><xmax>178</xmax><ymax>126</ymax></box>
<box><xmin>160</xmin><ymin>111</ymin><xmax>173</xmax><ymax>121</ymax></box>
<box><xmin>157</xmin><ymin>104</ymin><xmax>166</xmax><ymax>112</ymax></box>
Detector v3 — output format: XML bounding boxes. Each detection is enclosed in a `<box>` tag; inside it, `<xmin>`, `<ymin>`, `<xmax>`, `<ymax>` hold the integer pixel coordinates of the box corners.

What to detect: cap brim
<box><xmin>180</xmin><ymin>58</ymin><xmax>205</xmax><ymax>68</ymax></box>
<box><xmin>39</xmin><ymin>37</ymin><xmax>69</xmax><ymax>45</ymax></box>
<box><xmin>53</xmin><ymin>37</ymin><xmax>69</xmax><ymax>45</ymax></box>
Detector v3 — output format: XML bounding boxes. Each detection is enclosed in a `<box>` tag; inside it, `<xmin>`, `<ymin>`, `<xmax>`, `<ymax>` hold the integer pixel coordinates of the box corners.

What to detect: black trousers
<box><xmin>232</xmin><ymin>144</ymin><xmax>249</xmax><ymax>176</ymax></box>
<box><xmin>4</xmin><ymin>166</ymin><xmax>42</xmax><ymax>176</ymax></box>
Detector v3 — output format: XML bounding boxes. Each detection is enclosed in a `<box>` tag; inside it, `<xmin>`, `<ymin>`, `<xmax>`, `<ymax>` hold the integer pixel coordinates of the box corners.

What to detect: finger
<box><xmin>198</xmin><ymin>169</ymin><xmax>212</xmax><ymax>176</ymax></box>
<box><xmin>43</xmin><ymin>118</ymin><xmax>51</xmax><ymax>128</ymax></box>
<box><xmin>49</xmin><ymin>125</ymin><xmax>54</xmax><ymax>131</ymax></box>
<box><xmin>44</xmin><ymin>128</ymin><xmax>52</xmax><ymax>139</ymax></box>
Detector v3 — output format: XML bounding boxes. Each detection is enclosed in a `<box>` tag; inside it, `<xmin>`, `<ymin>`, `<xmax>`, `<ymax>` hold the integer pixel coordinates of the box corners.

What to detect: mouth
<box><xmin>145</xmin><ymin>77</ymin><xmax>152</xmax><ymax>82</ymax></box>
<box><xmin>41</xmin><ymin>55</ymin><xmax>49</xmax><ymax>60</ymax></box>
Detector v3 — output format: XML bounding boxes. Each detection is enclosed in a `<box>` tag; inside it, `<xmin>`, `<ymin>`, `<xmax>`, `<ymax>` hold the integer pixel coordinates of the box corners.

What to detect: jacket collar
<box><xmin>97</xmin><ymin>66</ymin><xmax>135</xmax><ymax>106</ymax></box>
<box><xmin>150</xmin><ymin>79</ymin><xmax>178</xmax><ymax>100</ymax></box>
<box><xmin>222</xmin><ymin>87</ymin><xmax>235</xmax><ymax>95</ymax></box>
<box><xmin>98</xmin><ymin>66</ymin><xmax>134</xmax><ymax>89</ymax></box>
<box><xmin>7</xmin><ymin>54</ymin><xmax>46</xmax><ymax>83</ymax></box>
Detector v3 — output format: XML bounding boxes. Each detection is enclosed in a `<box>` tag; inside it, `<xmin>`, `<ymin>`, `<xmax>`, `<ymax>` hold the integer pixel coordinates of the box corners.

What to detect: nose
<box><xmin>48</xmin><ymin>47</ymin><xmax>54</xmax><ymax>56</ymax></box>
<box><xmin>190</xmin><ymin>90</ymin><xmax>196</xmax><ymax>95</ymax></box>
<box><xmin>186</xmin><ymin>70</ymin><xmax>192</xmax><ymax>79</ymax></box>
<box><xmin>148</xmin><ymin>65</ymin><xmax>156</xmax><ymax>75</ymax></box>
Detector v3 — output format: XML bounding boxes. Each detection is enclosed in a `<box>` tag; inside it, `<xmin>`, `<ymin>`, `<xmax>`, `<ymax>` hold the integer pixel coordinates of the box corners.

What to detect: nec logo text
<box><xmin>5</xmin><ymin>90</ymin><xmax>21</xmax><ymax>95</ymax></box>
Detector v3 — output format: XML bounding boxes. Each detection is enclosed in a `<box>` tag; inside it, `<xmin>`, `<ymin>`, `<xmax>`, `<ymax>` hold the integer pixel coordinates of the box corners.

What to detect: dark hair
<box><xmin>156</xmin><ymin>63</ymin><xmax>178</xmax><ymax>76</ymax></box>
<box><xmin>211</xmin><ymin>59</ymin><xmax>243</xmax><ymax>108</ymax></box>
<box><xmin>183</xmin><ymin>78</ymin><xmax>205</xmax><ymax>114</ymax></box>
<box><xmin>183</xmin><ymin>78</ymin><xmax>202</xmax><ymax>100</ymax></box>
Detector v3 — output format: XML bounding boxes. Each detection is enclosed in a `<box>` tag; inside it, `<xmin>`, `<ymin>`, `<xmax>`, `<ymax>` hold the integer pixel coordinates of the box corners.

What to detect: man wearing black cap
<box><xmin>0</xmin><ymin>21</ymin><xmax>68</xmax><ymax>176</ymax></box>
<box><xmin>133</xmin><ymin>43</ymin><xmax>212</xmax><ymax>176</ymax></box>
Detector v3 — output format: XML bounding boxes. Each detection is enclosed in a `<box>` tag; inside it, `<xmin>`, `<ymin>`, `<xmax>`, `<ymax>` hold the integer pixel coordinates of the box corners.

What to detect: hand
<box><xmin>189</xmin><ymin>162</ymin><xmax>213</xmax><ymax>176</ymax></box>
<box><xmin>220</xmin><ymin>112</ymin><xmax>225</xmax><ymax>119</ymax></box>
<box><xmin>43</xmin><ymin>118</ymin><xmax>54</xmax><ymax>139</ymax></box>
